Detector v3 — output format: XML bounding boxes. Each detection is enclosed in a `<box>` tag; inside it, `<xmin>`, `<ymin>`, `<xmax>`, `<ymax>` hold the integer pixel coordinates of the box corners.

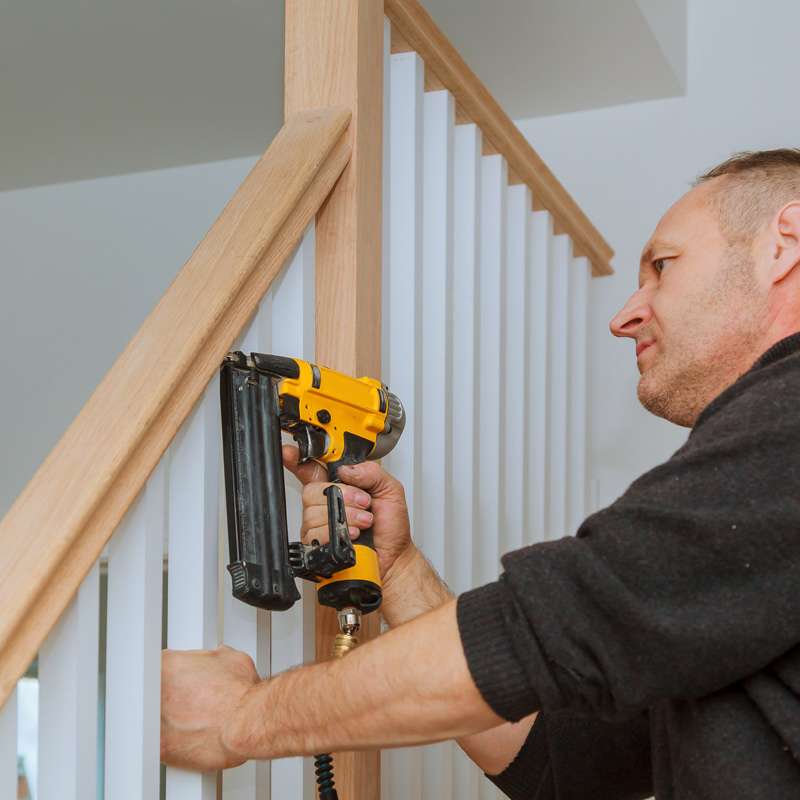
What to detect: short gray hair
<box><xmin>695</xmin><ymin>149</ymin><xmax>800</xmax><ymax>244</ymax></box>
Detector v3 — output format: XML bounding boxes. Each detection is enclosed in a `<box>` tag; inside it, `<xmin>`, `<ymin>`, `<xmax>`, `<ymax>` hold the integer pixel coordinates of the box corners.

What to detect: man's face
<box><xmin>610</xmin><ymin>180</ymin><xmax>768</xmax><ymax>427</ymax></box>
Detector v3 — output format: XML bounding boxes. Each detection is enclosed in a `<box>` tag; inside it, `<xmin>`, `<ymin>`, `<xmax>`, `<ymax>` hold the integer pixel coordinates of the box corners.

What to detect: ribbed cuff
<box><xmin>457</xmin><ymin>581</ymin><xmax>541</xmax><ymax>722</ymax></box>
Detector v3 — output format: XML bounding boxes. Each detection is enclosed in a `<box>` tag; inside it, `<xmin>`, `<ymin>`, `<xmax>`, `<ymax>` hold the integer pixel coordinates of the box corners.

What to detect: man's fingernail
<box><xmin>357</xmin><ymin>511</ymin><xmax>374</xmax><ymax>525</ymax></box>
<box><xmin>355</xmin><ymin>491</ymin><xmax>371</xmax><ymax>507</ymax></box>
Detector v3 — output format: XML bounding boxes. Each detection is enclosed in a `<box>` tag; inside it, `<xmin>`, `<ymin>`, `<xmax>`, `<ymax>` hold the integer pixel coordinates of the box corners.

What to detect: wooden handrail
<box><xmin>0</xmin><ymin>107</ymin><xmax>352</xmax><ymax>708</ymax></box>
<box><xmin>384</xmin><ymin>0</ymin><xmax>614</xmax><ymax>277</ymax></box>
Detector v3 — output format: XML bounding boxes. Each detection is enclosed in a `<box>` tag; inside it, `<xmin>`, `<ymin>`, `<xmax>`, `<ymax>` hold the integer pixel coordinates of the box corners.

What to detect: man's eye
<box><xmin>653</xmin><ymin>258</ymin><xmax>667</xmax><ymax>273</ymax></box>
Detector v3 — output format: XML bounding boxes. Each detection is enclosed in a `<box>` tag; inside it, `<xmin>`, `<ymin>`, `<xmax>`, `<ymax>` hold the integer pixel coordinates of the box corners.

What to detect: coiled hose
<box><xmin>314</xmin><ymin>752</ymin><xmax>338</xmax><ymax>800</ymax></box>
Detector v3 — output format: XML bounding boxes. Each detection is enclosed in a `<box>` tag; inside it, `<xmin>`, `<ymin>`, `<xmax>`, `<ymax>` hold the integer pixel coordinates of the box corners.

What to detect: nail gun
<box><xmin>219</xmin><ymin>352</ymin><xmax>405</xmax><ymax>624</ymax></box>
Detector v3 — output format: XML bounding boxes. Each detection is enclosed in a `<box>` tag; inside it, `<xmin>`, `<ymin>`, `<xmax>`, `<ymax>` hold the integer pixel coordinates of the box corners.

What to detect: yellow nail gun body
<box><xmin>220</xmin><ymin>353</ymin><xmax>405</xmax><ymax>616</ymax></box>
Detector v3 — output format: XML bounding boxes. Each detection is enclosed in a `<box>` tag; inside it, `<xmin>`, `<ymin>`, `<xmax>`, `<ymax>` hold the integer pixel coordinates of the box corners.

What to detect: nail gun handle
<box><xmin>326</xmin><ymin>465</ymin><xmax>377</xmax><ymax>552</ymax></box>
<box><xmin>220</xmin><ymin>356</ymin><xmax>301</xmax><ymax>611</ymax></box>
<box><xmin>318</xmin><ymin>468</ymin><xmax>382</xmax><ymax>614</ymax></box>
<box><xmin>356</xmin><ymin>526</ymin><xmax>375</xmax><ymax>550</ymax></box>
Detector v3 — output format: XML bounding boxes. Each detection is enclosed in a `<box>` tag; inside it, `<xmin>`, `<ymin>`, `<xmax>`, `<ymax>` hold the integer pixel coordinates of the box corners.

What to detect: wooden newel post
<box><xmin>285</xmin><ymin>1</ymin><xmax>384</xmax><ymax>797</ymax></box>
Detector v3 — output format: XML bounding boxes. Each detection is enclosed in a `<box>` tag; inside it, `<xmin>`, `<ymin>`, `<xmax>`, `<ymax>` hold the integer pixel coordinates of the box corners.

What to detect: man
<box><xmin>161</xmin><ymin>149</ymin><xmax>800</xmax><ymax>798</ymax></box>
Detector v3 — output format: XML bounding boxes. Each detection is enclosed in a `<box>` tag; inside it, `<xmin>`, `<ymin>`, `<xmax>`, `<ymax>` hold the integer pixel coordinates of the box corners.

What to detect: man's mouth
<box><xmin>636</xmin><ymin>340</ymin><xmax>655</xmax><ymax>358</ymax></box>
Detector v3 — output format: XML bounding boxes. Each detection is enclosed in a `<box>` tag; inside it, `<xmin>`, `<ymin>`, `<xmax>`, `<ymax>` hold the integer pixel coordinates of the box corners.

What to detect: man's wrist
<box><xmin>381</xmin><ymin>543</ymin><xmax>453</xmax><ymax>628</ymax></box>
<box><xmin>220</xmin><ymin>682</ymin><xmax>266</xmax><ymax>766</ymax></box>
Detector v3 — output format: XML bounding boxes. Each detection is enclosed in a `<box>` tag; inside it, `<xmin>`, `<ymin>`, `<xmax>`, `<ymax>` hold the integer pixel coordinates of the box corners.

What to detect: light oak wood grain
<box><xmin>385</xmin><ymin>0</ymin><xmax>614</xmax><ymax>276</ymax></box>
<box><xmin>286</xmin><ymin>2</ymin><xmax>383</xmax><ymax>798</ymax></box>
<box><xmin>0</xmin><ymin>108</ymin><xmax>352</xmax><ymax>709</ymax></box>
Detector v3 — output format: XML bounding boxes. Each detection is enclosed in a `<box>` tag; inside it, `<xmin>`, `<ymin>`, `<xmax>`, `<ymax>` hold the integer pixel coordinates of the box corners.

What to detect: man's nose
<box><xmin>609</xmin><ymin>290</ymin><xmax>653</xmax><ymax>339</ymax></box>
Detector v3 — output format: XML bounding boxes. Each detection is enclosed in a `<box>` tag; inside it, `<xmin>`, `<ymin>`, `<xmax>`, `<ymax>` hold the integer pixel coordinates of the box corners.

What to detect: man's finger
<box><xmin>302</xmin><ymin>505</ymin><xmax>373</xmax><ymax>537</ymax></box>
<box><xmin>282</xmin><ymin>444</ymin><xmax>328</xmax><ymax>484</ymax></box>
<box><xmin>301</xmin><ymin>481</ymin><xmax>372</xmax><ymax>509</ymax></box>
<box><xmin>302</xmin><ymin>525</ymin><xmax>362</xmax><ymax>545</ymax></box>
<box><xmin>336</xmin><ymin>462</ymin><xmax>402</xmax><ymax>498</ymax></box>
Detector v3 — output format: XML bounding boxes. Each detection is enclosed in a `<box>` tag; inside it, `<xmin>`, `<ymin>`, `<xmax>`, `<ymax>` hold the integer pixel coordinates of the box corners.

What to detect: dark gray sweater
<box><xmin>457</xmin><ymin>333</ymin><xmax>800</xmax><ymax>799</ymax></box>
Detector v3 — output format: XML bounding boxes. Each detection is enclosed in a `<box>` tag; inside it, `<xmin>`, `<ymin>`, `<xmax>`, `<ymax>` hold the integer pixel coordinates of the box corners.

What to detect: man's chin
<box><xmin>637</xmin><ymin>374</ymin><xmax>663</xmax><ymax>415</ymax></box>
<box><xmin>637</xmin><ymin>371</ymin><xmax>694</xmax><ymax>428</ymax></box>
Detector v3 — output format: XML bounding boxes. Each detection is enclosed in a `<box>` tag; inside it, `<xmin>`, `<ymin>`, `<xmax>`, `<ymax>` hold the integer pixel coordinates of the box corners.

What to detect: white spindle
<box><xmin>105</xmin><ymin>461</ymin><xmax>166</xmax><ymax>800</ymax></box>
<box><xmin>547</xmin><ymin>235</ymin><xmax>571</xmax><ymax>540</ymax></box>
<box><xmin>269</xmin><ymin>224</ymin><xmax>316</xmax><ymax>800</ymax></box>
<box><xmin>1</xmin><ymin>688</ymin><xmax>17</xmax><ymax>799</ymax></box>
<box><xmin>477</xmin><ymin>154</ymin><xmax>507</xmax><ymax>587</ymax></box>
<box><xmin>38</xmin><ymin>563</ymin><xmax>100</xmax><ymax>800</ymax></box>
<box><xmin>166</xmin><ymin>378</ymin><xmax>222</xmax><ymax>800</ymax></box>
<box><xmin>383</xmin><ymin>50</ymin><xmax>424</xmax><ymax>521</ymax></box>
<box><xmin>568</xmin><ymin>257</ymin><xmax>590</xmax><ymax>534</ymax></box>
<box><xmin>222</xmin><ymin>303</ymin><xmax>273</xmax><ymax>800</ymax></box>
<box><xmin>449</xmin><ymin>123</ymin><xmax>481</xmax><ymax>598</ymax></box>
<box><xmin>382</xmin><ymin>47</ymin><xmax>425</xmax><ymax>800</ymax></box>
<box><xmin>420</xmin><ymin>87</ymin><xmax>455</xmax><ymax>800</ymax></box>
<box><xmin>420</xmin><ymin>88</ymin><xmax>453</xmax><ymax>580</ymax></box>
<box><xmin>450</xmin><ymin>120</ymin><xmax>483</xmax><ymax>800</ymax></box>
<box><xmin>503</xmin><ymin>184</ymin><xmax>531</xmax><ymax>555</ymax></box>
<box><xmin>527</xmin><ymin>211</ymin><xmax>552</xmax><ymax>545</ymax></box>
<box><xmin>477</xmin><ymin>153</ymin><xmax>508</xmax><ymax>800</ymax></box>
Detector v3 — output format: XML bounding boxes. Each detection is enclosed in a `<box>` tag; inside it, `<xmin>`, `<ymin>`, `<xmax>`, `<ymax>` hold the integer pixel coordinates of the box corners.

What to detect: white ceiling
<box><xmin>0</xmin><ymin>0</ymin><xmax>685</xmax><ymax>191</ymax></box>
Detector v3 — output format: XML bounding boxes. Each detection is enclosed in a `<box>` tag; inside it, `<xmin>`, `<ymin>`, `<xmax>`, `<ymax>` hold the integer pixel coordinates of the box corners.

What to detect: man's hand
<box><xmin>282</xmin><ymin>445</ymin><xmax>412</xmax><ymax>580</ymax></box>
<box><xmin>283</xmin><ymin>445</ymin><xmax>451</xmax><ymax>627</ymax></box>
<box><xmin>161</xmin><ymin>646</ymin><xmax>259</xmax><ymax>770</ymax></box>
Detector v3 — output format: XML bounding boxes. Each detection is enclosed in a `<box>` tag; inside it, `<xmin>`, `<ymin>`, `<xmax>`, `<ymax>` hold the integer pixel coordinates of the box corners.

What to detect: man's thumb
<box><xmin>336</xmin><ymin>462</ymin><xmax>398</xmax><ymax>497</ymax></box>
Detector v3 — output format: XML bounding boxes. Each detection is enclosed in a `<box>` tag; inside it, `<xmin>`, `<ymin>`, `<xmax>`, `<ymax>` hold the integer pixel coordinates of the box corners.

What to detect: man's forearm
<box><xmin>223</xmin><ymin>599</ymin><xmax>503</xmax><ymax>760</ymax></box>
<box><xmin>380</xmin><ymin>544</ymin><xmax>538</xmax><ymax>776</ymax></box>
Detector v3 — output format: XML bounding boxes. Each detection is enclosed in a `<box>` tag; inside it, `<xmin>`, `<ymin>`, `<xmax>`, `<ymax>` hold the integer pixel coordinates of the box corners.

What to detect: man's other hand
<box><xmin>282</xmin><ymin>445</ymin><xmax>412</xmax><ymax>580</ymax></box>
<box><xmin>161</xmin><ymin>646</ymin><xmax>258</xmax><ymax>771</ymax></box>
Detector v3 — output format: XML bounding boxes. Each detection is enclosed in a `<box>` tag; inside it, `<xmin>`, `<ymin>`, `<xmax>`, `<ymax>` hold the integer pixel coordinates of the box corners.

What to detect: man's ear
<box><xmin>769</xmin><ymin>201</ymin><xmax>800</xmax><ymax>284</ymax></box>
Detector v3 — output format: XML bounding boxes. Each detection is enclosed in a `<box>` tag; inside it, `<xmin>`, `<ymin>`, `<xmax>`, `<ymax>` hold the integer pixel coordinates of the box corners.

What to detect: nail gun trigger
<box><xmin>292</xmin><ymin>423</ymin><xmax>327</xmax><ymax>463</ymax></box>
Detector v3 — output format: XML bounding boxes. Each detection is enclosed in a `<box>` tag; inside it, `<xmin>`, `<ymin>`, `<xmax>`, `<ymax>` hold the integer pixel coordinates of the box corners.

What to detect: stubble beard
<box><xmin>637</xmin><ymin>245</ymin><xmax>766</xmax><ymax>428</ymax></box>
<box><xmin>637</xmin><ymin>347</ymin><xmax>731</xmax><ymax>427</ymax></box>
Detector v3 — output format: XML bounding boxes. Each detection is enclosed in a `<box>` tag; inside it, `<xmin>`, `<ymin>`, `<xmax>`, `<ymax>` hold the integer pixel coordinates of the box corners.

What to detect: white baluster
<box><xmin>39</xmin><ymin>563</ymin><xmax>100</xmax><ymax>800</ymax></box>
<box><xmin>420</xmin><ymin>88</ymin><xmax>453</xmax><ymax>591</ymax></box>
<box><xmin>526</xmin><ymin>211</ymin><xmax>552</xmax><ymax>545</ymax></box>
<box><xmin>166</xmin><ymin>378</ymin><xmax>222</xmax><ymax>800</ymax></box>
<box><xmin>478</xmin><ymin>154</ymin><xmax>507</xmax><ymax>800</ymax></box>
<box><xmin>503</xmin><ymin>184</ymin><xmax>531</xmax><ymax>555</ymax></box>
<box><xmin>269</xmin><ymin>224</ymin><xmax>316</xmax><ymax>800</ymax></box>
<box><xmin>382</xmin><ymin>47</ymin><xmax>425</xmax><ymax>800</ymax></box>
<box><xmin>222</xmin><ymin>304</ymin><xmax>273</xmax><ymax>800</ymax></box>
<box><xmin>105</xmin><ymin>461</ymin><xmax>166</xmax><ymax>800</ymax></box>
<box><xmin>420</xmin><ymin>87</ymin><xmax>455</xmax><ymax>800</ymax></box>
<box><xmin>384</xmin><ymin>49</ymin><xmax>424</xmax><ymax>525</ymax></box>
<box><xmin>568</xmin><ymin>256</ymin><xmax>590</xmax><ymax>534</ymax></box>
<box><xmin>547</xmin><ymin>235</ymin><xmax>572</xmax><ymax>540</ymax></box>
<box><xmin>0</xmin><ymin>689</ymin><xmax>17</xmax><ymax>800</ymax></box>
<box><xmin>477</xmin><ymin>154</ymin><xmax>507</xmax><ymax>587</ymax></box>
<box><xmin>450</xmin><ymin>121</ymin><xmax>482</xmax><ymax>800</ymax></box>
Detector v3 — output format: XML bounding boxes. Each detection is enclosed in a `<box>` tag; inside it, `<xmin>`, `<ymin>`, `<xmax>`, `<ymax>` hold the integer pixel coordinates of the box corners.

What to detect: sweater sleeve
<box><xmin>457</xmin><ymin>357</ymin><xmax>800</xmax><ymax>721</ymax></box>
<box><xmin>488</xmin><ymin>711</ymin><xmax>652</xmax><ymax>800</ymax></box>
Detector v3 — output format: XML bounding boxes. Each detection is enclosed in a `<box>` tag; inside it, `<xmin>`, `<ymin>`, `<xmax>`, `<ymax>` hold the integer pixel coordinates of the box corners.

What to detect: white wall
<box><xmin>516</xmin><ymin>0</ymin><xmax>800</xmax><ymax>509</ymax></box>
<box><xmin>0</xmin><ymin>156</ymin><xmax>257</xmax><ymax>518</ymax></box>
<box><xmin>2</xmin><ymin>0</ymin><xmax>793</xmax><ymax>527</ymax></box>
